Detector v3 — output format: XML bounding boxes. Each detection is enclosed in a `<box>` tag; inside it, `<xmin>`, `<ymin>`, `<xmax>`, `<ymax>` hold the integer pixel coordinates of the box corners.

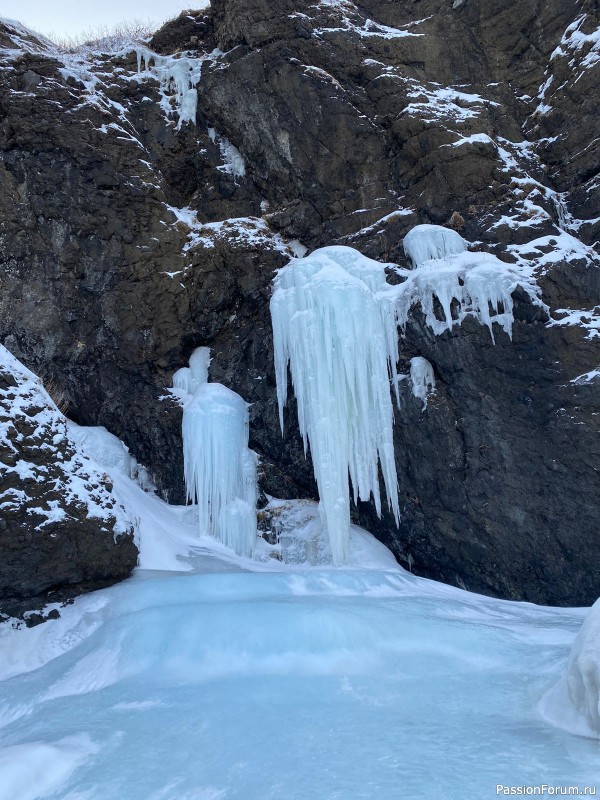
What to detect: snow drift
<box><xmin>540</xmin><ymin>597</ymin><xmax>600</xmax><ymax>739</ymax></box>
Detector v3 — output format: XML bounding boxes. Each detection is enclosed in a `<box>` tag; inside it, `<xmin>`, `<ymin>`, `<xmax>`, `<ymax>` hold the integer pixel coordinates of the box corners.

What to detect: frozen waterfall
<box><xmin>270</xmin><ymin>227</ymin><xmax>542</xmax><ymax>564</ymax></box>
<box><xmin>175</xmin><ymin>348</ymin><xmax>257</xmax><ymax>558</ymax></box>
<box><xmin>270</xmin><ymin>246</ymin><xmax>401</xmax><ymax>565</ymax></box>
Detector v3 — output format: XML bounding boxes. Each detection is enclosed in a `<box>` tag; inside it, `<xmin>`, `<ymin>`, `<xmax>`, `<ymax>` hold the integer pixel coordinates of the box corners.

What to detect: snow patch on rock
<box><xmin>67</xmin><ymin>422</ymin><xmax>155</xmax><ymax>493</ymax></box>
<box><xmin>0</xmin><ymin>345</ymin><xmax>131</xmax><ymax>537</ymax></box>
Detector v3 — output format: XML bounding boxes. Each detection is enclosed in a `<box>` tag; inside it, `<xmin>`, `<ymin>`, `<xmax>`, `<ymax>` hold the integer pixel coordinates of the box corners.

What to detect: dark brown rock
<box><xmin>0</xmin><ymin>347</ymin><xmax>138</xmax><ymax>617</ymax></box>
<box><xmin>0</xmin><ymin>1</ymin><xmax>598</xmax><ymax>607</ymax></box>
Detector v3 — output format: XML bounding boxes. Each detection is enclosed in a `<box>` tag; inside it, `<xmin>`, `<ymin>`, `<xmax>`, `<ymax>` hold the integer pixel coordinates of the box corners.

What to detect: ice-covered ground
<box><xmin>1</xmin><ymin>462</ymin><xmax>599</xmax><ymax>799</ymax></box>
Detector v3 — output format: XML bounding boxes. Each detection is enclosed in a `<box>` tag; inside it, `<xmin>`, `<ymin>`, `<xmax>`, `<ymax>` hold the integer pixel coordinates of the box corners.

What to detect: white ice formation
<box><xmin>136</xmin><ymin>49</ymin><xmax>202</xmax><ymax>129</ymax></box>
<box><xmin>271</xmin><ymin>226</ymin><xmax>542</xmax><ymax>563</ymax></box>
<box><xmin>67</xmin><ymin>422</ymin><xmax>154</xmax><ymax>492</ymax></box>
<box><xmin>270</xmin><ymin>246</ymin><xmax>401</xmax><ymax>565</ymax></box>
<box><xmin>540</xmin><ymin>598</ymin><xmax>600</xmax><ymax>739</ymax></box>
<box><xmin>409</xmin><ymin>357</ymin><xmax>436</xmax><ymax>409</ymax></box>
<box><xmin>403</xmin><ymin>223</ymin><xmax>467</xmax><ymax>267</ymax></box>
<box><xmin>176</xmin><ymin>348</ymin><xmax>257</xmax><ymax>558</ymax></box>
<box><xmin>172</xmin><ymin>346</ymin><xmax>211</xmax><ymax>398</ymax></box>
<box><xmin>208</xmin><ymin>128</ymin><xmax>246</xmax><ymax>178</ymax></box>
<box><xmin>398</xmin><ymin>224</ymin><xmax>541</xmax><ymax>341</ymax></box>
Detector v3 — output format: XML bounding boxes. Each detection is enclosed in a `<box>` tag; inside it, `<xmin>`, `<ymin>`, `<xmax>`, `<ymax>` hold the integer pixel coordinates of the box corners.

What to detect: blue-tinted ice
<box><xmin>1</xmin><ymin>560</ymin><xmax>598</xmax><ymax>800</ymax></box>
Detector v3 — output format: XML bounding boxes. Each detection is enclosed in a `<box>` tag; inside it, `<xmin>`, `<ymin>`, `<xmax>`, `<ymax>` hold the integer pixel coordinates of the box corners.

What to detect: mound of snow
<box><xmin>0</xmin><ymin>734</ymin><xmax>97</xmax><ymax>800</ymax></box>
<box><xmin>540</xmin><ymin>598</ymin><xmax>600</xmax><ymax>739</ymax></box>
<box><xmin>67</xmin><ymin>421</ymin><xmax>154</xmax><ymax>492</ymax></box>
<box><xmin>403</xmin><ymin>224</ymin><xmax>467</xmax><ymax>267</ymax></box>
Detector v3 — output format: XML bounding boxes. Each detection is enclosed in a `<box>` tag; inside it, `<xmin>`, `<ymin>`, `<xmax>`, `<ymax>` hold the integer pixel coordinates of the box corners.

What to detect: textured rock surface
<box><xmin>0</xmin><ymin>346</ymin><xmax>137</xmax><ymax>618</ymax></box>
<box><xmin>0</xmin><ymin>3</ymin><xmax>598</xmax><ymax>605</ymax></box>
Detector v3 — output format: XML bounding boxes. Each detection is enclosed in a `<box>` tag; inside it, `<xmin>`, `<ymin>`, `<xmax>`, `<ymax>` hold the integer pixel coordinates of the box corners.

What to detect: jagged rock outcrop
<box><xmin>0</xmin><ymin>346</ymin><xmax>137</xmax><ymax>619</ymax></box>
<box><xmin>0</xmin><ymin>2</ymin><xmax>598</xmax><ymax>605</ymax></box>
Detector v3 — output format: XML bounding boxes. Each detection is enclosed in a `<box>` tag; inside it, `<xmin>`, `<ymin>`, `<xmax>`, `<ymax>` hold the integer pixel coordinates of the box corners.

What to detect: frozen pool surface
<box><xmin>1</xmin><ymin>473</ymin><xmax>598</xmax><ymax>800</ymax></box>
<box><xmin>0</xmin><ymin>563</ymin><xmax>598</xmax><ymax>800</ymax></box>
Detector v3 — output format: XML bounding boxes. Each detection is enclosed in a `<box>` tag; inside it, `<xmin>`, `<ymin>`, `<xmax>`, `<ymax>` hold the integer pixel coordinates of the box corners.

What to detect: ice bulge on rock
<box><xmin>403</xmin><ymin>223</ymin><xmax>467</xmax><ymax>267</ymax></box>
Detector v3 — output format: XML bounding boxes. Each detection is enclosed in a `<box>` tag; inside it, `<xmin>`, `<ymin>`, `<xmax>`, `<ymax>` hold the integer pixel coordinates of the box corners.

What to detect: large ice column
<box><xmin>540</xmin><ymin>599</ymin><xmax>600</xmax><ymax>739</ymax></box>
<box><xmin>176</xmin><ymin>348</ymin><xmax>257</xmax><ymax>558</ymax></box>
<box><xmin>270</xmin><ymin>246</ymin><xmax>401</xmax><ymax>565</ymax></box>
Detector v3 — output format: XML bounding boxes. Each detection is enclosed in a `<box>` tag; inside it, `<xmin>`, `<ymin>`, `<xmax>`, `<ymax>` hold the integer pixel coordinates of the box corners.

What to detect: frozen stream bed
<box><xmin>1</xmin><ymin>473</ymin><xmax>599</xmax><ymax>800</ymax></box>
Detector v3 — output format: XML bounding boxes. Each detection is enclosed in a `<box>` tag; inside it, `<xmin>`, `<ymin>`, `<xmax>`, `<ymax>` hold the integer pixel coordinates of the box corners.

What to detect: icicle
<box><xmin>394</xmin><ymin>249</ymin><xmax>536</xmax><ymax>342</ymax></box>
<box><xmin>397</xmin><ymin>225</ymin><xmax>541</xmax><ymax>342</ymax></box>
<box><xmin>270</xmin><ymin>246</ymin><xmax>401</xmax><ymax>565</ymax></box>
<box><xmin>175</xmin><ymin>350</ymin><xmax>257</xmax><ymax>558</ymax></box>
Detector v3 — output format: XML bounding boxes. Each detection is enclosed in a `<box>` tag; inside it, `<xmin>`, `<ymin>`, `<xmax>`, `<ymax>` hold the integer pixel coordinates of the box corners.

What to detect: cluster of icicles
<box><xmin>177</xmin><ymin>224</ymin><xmax>540</xmax><ymax>565</ymax></box>
<box><xmin>136</xmin><ymin>48</ymin><xmax>202</xmax><ymax>130</ymax></box>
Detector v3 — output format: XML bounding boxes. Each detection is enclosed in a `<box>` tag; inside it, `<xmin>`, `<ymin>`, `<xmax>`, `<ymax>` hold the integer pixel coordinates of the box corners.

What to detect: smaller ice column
<box><xmin>175</xmin><ymin>348</ymin><xmax>257</xmax><ymax>558</ymax></box>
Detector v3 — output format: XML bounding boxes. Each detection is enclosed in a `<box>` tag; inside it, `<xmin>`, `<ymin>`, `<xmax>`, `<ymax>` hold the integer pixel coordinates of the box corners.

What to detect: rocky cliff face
<box><xmin>0</xmin><ymin>346</ymin><xmax>137</xmax><ymax>619</ymax></box>
<box><xmin>0</xmin><ymin>1</ymin><xmax>598</xmax><ymax>605</ymax></box>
